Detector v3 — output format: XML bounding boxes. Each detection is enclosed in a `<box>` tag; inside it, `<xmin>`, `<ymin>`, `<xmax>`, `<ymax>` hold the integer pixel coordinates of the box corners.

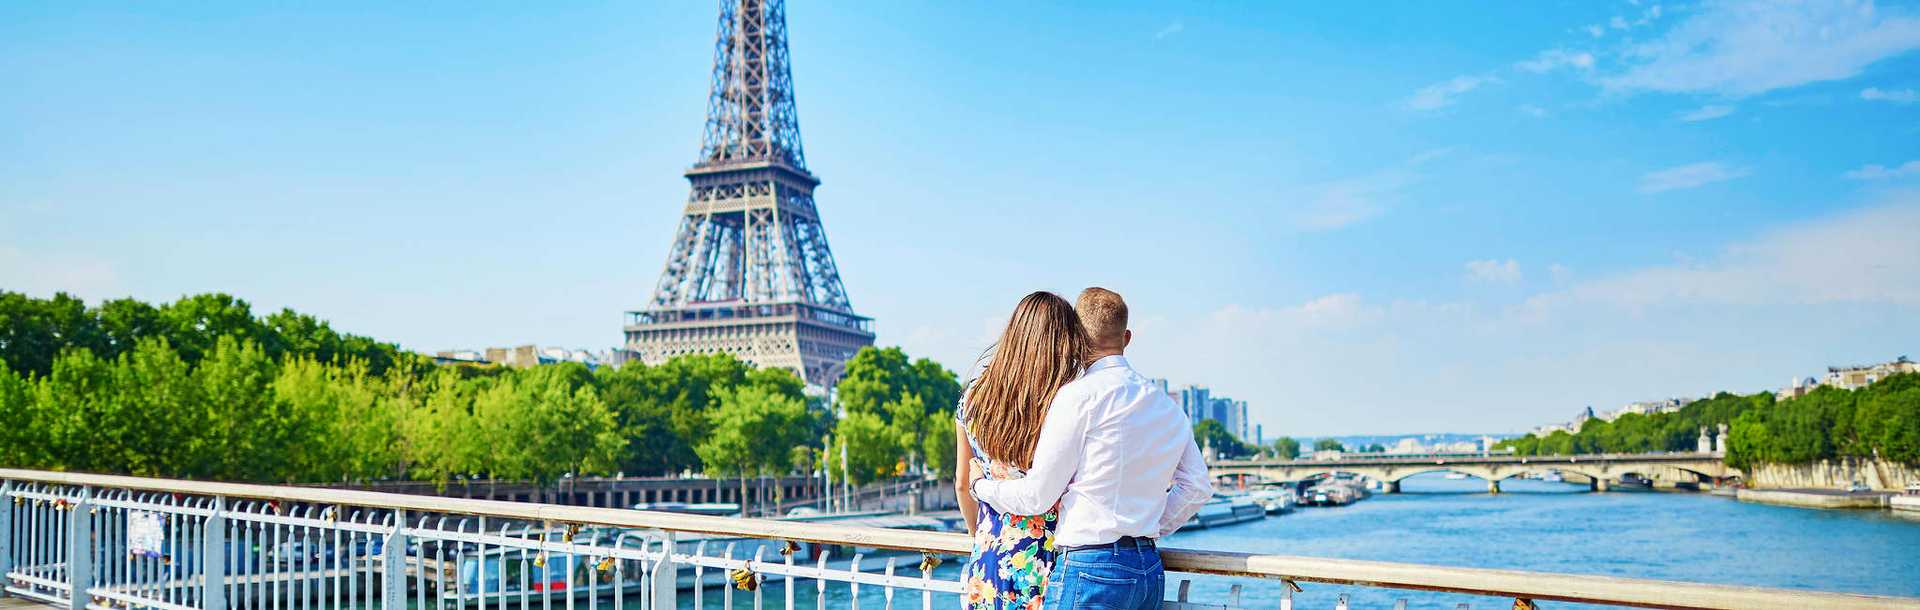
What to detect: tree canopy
<box><xmin>1193</xmin><ymin>419</ymin><xmax>1254</xmax><ymax>459</ymax></box>
<box><xmin>0</xmin><ymin>291</ymin><xmax>966</xmax><ymax>488</ymax></box>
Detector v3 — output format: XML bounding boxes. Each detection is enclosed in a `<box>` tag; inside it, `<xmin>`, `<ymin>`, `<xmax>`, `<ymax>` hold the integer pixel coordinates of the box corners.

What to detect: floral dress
<box><xmin>960</xmin><ymin>413</ymin><xmax>1059</xmax><ymax>610</ymax></box>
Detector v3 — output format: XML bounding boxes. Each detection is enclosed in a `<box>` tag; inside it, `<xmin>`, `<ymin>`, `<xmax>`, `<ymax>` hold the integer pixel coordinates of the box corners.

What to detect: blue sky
<box><xmin>4</xmin><ymin>1</ymin><xmax>1919</xmax><ymax>436</ymax></box>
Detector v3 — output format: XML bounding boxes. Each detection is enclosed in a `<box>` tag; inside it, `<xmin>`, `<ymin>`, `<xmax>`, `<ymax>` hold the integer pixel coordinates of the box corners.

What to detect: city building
<box><xmin>1529</xmin><ymin>406</ymin><xmax>1597</xmax><ymax>437</ymax></box>
<box><xmin>1601</xmin><ymin>398</ymin><xmax>1693</xmax><ymax>421</ymax></box>
<box><xmin>1822</xmin><ymin>356</ymin><xmax>1917</xmax><ymax>391</ymax></box>
<box><xmin>431</xmin><ymin>345</ymin><xmax>611</xmax><ymax>369</ymax></box>
<box><xmin>1161</xmin><ymin>382</ymin><xmax>1256</xmax><ymax>443</ymax></box>
<box><xmin>1772</xmin><ymin>356</ymin><xmax>1916</xmax><ymax>401</ymax></box>
<box><xmin>1775</xmin><ymin>377</ymin><xmax>1819</xmax><ymax>402</ymax></box>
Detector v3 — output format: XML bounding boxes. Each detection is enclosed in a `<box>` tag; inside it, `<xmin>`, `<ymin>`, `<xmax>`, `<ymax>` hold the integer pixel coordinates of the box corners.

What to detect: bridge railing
<box><xmin>1210</xmin><ymin>451</ymin><xmax>1722</xmax><ymax>467</ymax></box>
<box><xmin>3</xmin><ymin>469</ymin><xmax>1914</xmax><ymax>610</ymax></box>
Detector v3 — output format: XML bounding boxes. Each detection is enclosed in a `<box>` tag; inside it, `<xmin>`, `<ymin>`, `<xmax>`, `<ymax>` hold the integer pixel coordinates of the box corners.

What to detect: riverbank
<box><xmin>1736</xmin><ymin>488</ymin><xmax>1893</xmax><ymax>509</ymax></box>
<box><xmin>1745</xmin><ymin>457</ymin><xmax>1918</xmax><ymax>490</ymax></box>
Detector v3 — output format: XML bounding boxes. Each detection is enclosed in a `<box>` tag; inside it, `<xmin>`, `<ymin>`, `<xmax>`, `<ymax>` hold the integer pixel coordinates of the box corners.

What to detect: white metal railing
<box><xmin>3</xmin><ymin>469</ymin><xmax>1917</xmax><ymax>610</ymax></box>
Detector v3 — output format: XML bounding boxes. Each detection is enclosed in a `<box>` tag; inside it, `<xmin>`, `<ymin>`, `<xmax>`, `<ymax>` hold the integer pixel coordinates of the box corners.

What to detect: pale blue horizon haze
<box><xmin>4</xmin><ymin>1</ymin><xmax>1920</xmax><ymax>436</ymax></box>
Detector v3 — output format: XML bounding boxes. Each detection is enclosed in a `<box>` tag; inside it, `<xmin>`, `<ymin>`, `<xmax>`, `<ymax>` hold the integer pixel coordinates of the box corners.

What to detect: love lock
<box><xmin>918</xmin><ymin>554</ymin><xmax>942</xmax><ymax>572</ymax></box>
<box><xmin>728</xmin><ymin>567</ymin><xmax>758</xmax><ymax>591</ymax></box>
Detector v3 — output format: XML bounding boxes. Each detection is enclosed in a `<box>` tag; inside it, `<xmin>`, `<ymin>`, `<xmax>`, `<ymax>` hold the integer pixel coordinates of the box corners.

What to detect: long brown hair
<box><xmin>963</xmin><ymin>291</ymin><xmax>1091</xmax><ymax>469</ymax></box>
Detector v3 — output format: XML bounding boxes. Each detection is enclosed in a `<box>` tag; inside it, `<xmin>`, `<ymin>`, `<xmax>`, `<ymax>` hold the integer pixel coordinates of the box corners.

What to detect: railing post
<box><xmin>649</xmin><ymin>531</ymin><xmax>676</xmax><ymax>610</ymax></box>
<box><xmin>203</xmin><ymin>497</ymin><xmax>227</xmax><ymax>610</ymax></box>
<box><xmin>66</xmin><ymin>488</ymin><xmax>93</xmax><ymax>610</ymax></box>
<box><xmin>0</xmin><ymin>481</ymin><xmax>13</xmax><ymax>599</ymax></box>
<box><xmin>382</xmin><ymin>510</ymin><xmax>408</xmax><ymax>610</ymax></box>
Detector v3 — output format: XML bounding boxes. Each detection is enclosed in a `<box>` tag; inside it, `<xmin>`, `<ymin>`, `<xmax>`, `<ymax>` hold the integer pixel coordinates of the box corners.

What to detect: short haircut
<box><xmin>1076</xmin><ymin>287</ymin><xmax>1128</xmax><ymax>349</ymax></box>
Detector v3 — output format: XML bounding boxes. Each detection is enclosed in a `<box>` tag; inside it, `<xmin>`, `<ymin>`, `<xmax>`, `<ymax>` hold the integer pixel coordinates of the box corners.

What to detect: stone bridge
<box><xmin>1208</xmin><ymin>452</ymin><xmax>1741</xmax><ymax>493</ymax></box>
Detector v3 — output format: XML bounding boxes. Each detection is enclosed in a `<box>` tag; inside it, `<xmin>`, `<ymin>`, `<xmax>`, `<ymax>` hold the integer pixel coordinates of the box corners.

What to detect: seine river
<box><xmin>1166</xmin><ymin>475</ymin><xmax>1920</xmax><ymax>608</ymax></box>
<box><xmin>678</xmin><ymin>474</ymin><xmax>1920</xmax><ymax>608</ymax></box>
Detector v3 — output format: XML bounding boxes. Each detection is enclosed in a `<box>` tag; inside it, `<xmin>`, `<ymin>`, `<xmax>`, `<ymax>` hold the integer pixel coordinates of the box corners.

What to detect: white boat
<box><xmin>1179</xmin><ymin>494</ymin><xmax>1266</xmax><ymax>531</ymax></box>
<box><xmin>1444</xmin><ymin>472</ymin><xmax>1469</xmax><ymax>480</ymax></box>
<box><xmin>1246</xmin><ymin>486</ymin><xmax>1296</xmax><ymax>515</ymax></box>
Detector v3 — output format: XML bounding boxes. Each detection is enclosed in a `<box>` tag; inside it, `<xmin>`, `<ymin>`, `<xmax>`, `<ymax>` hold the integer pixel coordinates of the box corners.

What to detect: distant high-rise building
<box><xmin>1167</xmin><ymin>383</ymin><xmax>1256</xmax><ymax>442</ymax></box>
<box><xmin>1175</xmin><ymin>385</ymin><xmax>1210</xmax><ymax>421</ymax></box>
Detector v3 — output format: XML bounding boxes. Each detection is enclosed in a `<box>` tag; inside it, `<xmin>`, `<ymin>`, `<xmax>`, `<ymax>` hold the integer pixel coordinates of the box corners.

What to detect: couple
<box><xmin>954</xmin><ymin>288</ymin><xmax>1213</xmax><ymax>610</ymax></box>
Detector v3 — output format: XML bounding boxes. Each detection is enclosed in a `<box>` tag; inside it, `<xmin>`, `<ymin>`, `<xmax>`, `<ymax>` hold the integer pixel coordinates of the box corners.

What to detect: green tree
<box><xmin>0</xmin><ymin>359</ymin><xmax>42</xmax><ymax>467</ymax></box>
<box><xmin>0</xmin><ymin>292</ymin><xmax>105</xmax><ymax>378</ymax></box>
<box><xmin>36</xmin><ymin>346</ymin><xmax>115</xmax><ymax>473</ymax></box>
<box><xmin>479</xmin><ymin>363</ymin><xmax>621</xmax><ymax>485</ymax></box>
<box><xmin>110</xmin><ymin>338</ymin><xmax>199</xmax><ymax>476</ymax></box>
<box><xmin>697</xmin><ymin>383</ymin><xmax>807</xmax><ymax>514</ymax></box>
<box><xmin>160</xmin><ymin>294</ymin><xmax>266</xmax><ymax>364</ymax></box>
<box><xmin>1194</xmin><ymin>419</ymin><xmax>1252</xmax><ymax>458</ymax></box>
<box><xmin>274</xmin><ymin>357</ymin><xmax>405</xmax><ymax>482</ymax></box>
<box><xmin>836</xmin><ymin>346</ymin><xmax>960</xmax><ymax>421</ymax></box>
<box><xmin>407</xmin><ymin>369</ymin><xmax>489</xmax><ymax>484</ymax></box>
<box><xmin>1312</xmin><ymin>438</ymin><xmax>1347</xmax><ymax>453</ymax></box>
<box><xmin>196</xmin><ymin>336</ymin><xmax>288</xmax><ymax>481</ymax></box>
<box><xmin>832</xmin><ymin>411</ymin><xmax>903</xmax><ymax>485</ymax></box>
<box><xmin>922</xmin><ymin>409</ymin><xmax>958</xmax><ymax>478</ymax></box>
<box><xmin>96</xmin><ymin>298</ymin><xmax>161</xmax><ymax>362</ymax></box>
<box><xmin>1267</xmin><ymin>437</ymin><xmax>1301</xmax><ymax>460</ymax></box>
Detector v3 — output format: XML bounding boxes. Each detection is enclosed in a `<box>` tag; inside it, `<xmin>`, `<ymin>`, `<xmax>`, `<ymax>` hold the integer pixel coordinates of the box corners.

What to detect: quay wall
<box><xmin>1736</xmin><ymin>489</ymin><xmax>1890</xmax><ymax>509</ymax></box>
<box><xmin>1744</xmin><ymin>458</ymin><xmax>1918</xmax><ymax>491</ymax></box>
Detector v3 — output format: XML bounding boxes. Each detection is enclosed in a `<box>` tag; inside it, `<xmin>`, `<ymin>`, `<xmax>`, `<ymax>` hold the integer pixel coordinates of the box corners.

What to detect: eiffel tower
<box><xmin>624</xmin><ymin>0</ymin><xmax>874</xmax><ymax>387</ymax></box>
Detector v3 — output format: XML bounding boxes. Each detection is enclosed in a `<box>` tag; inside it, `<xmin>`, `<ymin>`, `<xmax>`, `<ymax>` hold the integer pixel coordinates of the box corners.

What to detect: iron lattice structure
<box><xmin>625</xmin><ymin>0</ymin><xmax>873</xmax><ymax>387</ymax></box>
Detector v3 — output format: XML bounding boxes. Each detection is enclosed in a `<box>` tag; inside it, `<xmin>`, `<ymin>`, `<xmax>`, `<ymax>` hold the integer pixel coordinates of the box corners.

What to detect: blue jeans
<box><xmin>1043</xmin><ymin>538</ymin><xmax>1164</xmax><ymax>610</ymax></box>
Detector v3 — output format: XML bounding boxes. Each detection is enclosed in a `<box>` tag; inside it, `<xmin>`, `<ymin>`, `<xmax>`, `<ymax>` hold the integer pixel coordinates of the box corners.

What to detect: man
<box><xmin>969</xmin><ymin>287</ymin><xmax>1213</xmax><ymax>610</ymax></box>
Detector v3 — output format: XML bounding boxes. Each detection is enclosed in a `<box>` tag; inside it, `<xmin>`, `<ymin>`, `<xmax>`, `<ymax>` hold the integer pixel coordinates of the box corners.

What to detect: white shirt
<box><xmin>970</xmin><ymin>355</ymin><xmax>1213</xmax><ymax>547</ymax></box>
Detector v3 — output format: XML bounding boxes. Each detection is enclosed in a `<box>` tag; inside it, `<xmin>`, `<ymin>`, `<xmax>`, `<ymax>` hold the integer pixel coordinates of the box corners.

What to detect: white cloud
<box><xmin>1586</xmin><ymin>24</ymin><xmax>1608</xmax><ymax>38</ymax></box>
<box><xmin>1527</xmin><ymin>198</ymin><xmax>1920</xmax><ymax>310</ymax></box>
<box><xmin>1153</xmin><ymin>20</ymin><xmax>1184</xmax><ymax>40</ymax></box>
<box><xmin>1861</xmin><ymin>86</ymin><xmax>1919</xmax><ymax>103</ymax></box>
<box><xmin>1290</xmin><ymin>179</ymin><xmax>1392</xmax><ymax>231</ymax></box>
<box><xmin>1466</xmin><ymin>259</ymin><xmax>1524</xmax><ymax>284</ymax></box>
<box><xmin>1611</xmin><ymin>16</ymin><xmax>1631</xmax><ymax>30</ymax></box>
<box><xmin>1638</xmin><ymin>161</ymin><xmax>1750</xmax><ymax>193</ymax></box>
<box><xmin>1548</xmin><ymin>263</ymin><xmax>1574</xmax><ymax>284</ymax></box>
<box><xmin>1518</xmin><ymin>104</ymin><xmax>1549</xmax><ymax>118</ymax></box>
<box><xmin>1604</xmin><ymin>1</ymin><xmax>1920</xmax><ymax>97</ymax></box>
<box><xmin>1843</xmin><ymin>159</ymin><xmax>1920</xmax><ymax>179</ymax></box>
<box><xmin>1131</xmin><ymin>197</ymin><xmax>1920</xmax><ymax>434</ymax></box>
<box><xmin>1516</xmin><ymin>49</ymin><xmax>1596</xmax><ymax>73</ymax></box>
<box><xmin>1286</xmin><ymin>151</ymin><xmax>1449</xmax><ymax>231</ymax></box>
<box><xmin>1677</xmin><ymin>104</ymin><xmax>1737</xmax><ymax>121</ymax></box>
<box><xmin>1406</xmin><ymin>75</ymin><xmax>1499</xmax><ymax>111</ymax></box>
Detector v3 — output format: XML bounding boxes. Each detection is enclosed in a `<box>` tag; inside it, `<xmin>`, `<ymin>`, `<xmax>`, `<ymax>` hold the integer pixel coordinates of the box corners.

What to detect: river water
<box><xmin>676</xmin><ymin>474</ymin><xmax>1920</xmax><ymax>608</ymax></box>
<box><xmin>1165</xmin><ymin>475</ymin><xmax>1920</xmax><ymax>608</ymax></box>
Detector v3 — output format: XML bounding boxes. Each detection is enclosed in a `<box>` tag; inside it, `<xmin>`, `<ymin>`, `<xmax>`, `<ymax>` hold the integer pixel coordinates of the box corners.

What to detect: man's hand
<box><xmin>968</xmin><ymin>457</ymin><xmax>990</xmax><ymax>484</ymax></box>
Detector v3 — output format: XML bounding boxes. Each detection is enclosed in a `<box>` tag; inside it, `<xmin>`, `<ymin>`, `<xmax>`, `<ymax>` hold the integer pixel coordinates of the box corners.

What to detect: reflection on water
<box><xmin>632</xmin><ymin>474</ymin><xmax>1920</xmax><ymax>608</ymax></box>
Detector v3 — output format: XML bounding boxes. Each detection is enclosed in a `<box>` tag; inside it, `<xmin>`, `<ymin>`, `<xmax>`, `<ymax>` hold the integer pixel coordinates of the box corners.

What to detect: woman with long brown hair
<box><xmin>953</xmin><ymin>291</ymin><xmax>1091</xmax><ymax>610</ymax></box>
